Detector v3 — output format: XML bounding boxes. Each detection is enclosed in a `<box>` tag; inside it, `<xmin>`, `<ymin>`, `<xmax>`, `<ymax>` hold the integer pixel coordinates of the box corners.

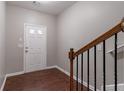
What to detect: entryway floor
<box><xmin>4</xmin><ymin>68</ymin><xmax>88</xmax><ymax>91</ymax></box>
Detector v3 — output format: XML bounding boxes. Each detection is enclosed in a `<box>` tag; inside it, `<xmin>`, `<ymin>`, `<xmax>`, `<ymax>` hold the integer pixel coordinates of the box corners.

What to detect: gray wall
<box><xmin>57</xmin><ymin>1</ymin><xmax>124</xmax><ymax>90</ymax></box>
<box><xmin>0</xmin><ymin>1</ymin><xmax>6</xmax><ymax>89</ymax></box>
<box><xmin>5</xmin><ymin>1</ymin><xmax>124</xmax><ymax>90</ymax></box>
<box><xmin>6</xmin><ymin>5</ymin><xmax>57</xmax><ymax>74</ymax></box>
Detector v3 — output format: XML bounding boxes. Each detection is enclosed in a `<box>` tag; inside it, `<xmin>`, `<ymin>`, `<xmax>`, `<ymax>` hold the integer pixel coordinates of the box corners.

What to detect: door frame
<box><xmin>23</xmin><ymin>23</ymin><xmax>47</xmax><ymax>73</ymax></box>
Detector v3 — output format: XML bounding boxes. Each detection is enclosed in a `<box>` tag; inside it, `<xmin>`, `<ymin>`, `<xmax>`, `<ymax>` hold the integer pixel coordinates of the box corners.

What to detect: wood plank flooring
<box><xmin>4</xmin><ymin>68</ymin><xmax>88</xmax><ymax>91</ymax></box>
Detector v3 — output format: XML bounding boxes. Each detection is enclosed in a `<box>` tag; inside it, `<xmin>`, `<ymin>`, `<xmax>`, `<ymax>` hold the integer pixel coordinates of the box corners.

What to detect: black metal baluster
<box><xmin>103</xmin><ymin>40</ymin><xmax>106</xmax><ymax>91</ymax></box>
<box><xmin>114</xmin><ymin>33</ymin><xmax>118</xmax><ymax>91</ymax></box>
<box><xmin>94</xmin><ymin>46</ymin><xmax>97</xmax><ymax>91</ymax></box>
<box><xmin>81</xmin><ymin>53</ymin><xmax>83</xmax><ymax>90</ymax></box>
<box><xmin>76</xmin><ymin>56</ymin><xmax>78</xmax><ymax>91</ymax></box>
<box><xmin>87</xmin><ymin>50</ymin><xmax>89</xmax><ymax>91</ymax></box>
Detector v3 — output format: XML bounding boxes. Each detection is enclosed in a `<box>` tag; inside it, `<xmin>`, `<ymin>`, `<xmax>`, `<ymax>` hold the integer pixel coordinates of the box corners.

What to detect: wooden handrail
<box><xmin>69</xmin><ymin>19</ymin><xmax>124</xmax><ymax>91</ymax></box>
<box><xmin>74</xmin><ymin>21</ymin><xmax>124</xmax><ymax>57</ymax></box>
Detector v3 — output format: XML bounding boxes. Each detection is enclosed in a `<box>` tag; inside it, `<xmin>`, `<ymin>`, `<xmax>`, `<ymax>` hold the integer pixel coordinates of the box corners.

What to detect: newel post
<box><xmin>121</xmin><ymin>17</ymin><xmax>124</xmax><ymax>32</ymax></box>
<box><xmin>69</xmin><ymin>48</ymin><xmax>75</xmax><ymax>91</ymax></box>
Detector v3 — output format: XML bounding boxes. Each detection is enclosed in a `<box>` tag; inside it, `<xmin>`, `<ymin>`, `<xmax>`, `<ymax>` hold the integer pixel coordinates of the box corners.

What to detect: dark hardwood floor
<box><xmin>4</xmin><ymin>68</ymin><xmax>88</xmax><ymax>91</ymax></box>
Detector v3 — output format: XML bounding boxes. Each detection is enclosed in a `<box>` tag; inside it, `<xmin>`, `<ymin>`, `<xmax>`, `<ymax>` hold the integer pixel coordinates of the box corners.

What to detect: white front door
<box><xmin>24</xmin><ymin>24</ymin><xmax>47</xmax><ymax>73</ymax></box>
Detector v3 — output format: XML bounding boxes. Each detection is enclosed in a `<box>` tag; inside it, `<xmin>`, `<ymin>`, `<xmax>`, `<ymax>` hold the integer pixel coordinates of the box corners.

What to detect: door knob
<box><xmin>25</xmin><ymin>50</ymin><xmax>28</xmax><ymax>53</ymax></box>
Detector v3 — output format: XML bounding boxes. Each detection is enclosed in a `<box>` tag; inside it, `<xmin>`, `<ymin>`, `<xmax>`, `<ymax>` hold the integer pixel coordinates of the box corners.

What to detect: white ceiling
<box><xmin>7</xmin><ymin>1</ymin><xmax>76</xmax><ymax>15</ymax></box>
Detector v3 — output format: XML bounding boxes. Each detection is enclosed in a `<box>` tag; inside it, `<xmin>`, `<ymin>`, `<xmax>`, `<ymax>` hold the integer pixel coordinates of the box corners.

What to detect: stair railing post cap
<box><xmin>121</xmin><ymin>17</ymin><xmax>124</xmax><ymax>32</ymax></box>
<box><xmin>70</xmin><ymin>48</ymin><xmax>74</xmax><ymax>51</ymax></box>
<box><xmin>121</xmin><ymin>17</ymin><xmax>124</xmax><ymax>26</ymax></box>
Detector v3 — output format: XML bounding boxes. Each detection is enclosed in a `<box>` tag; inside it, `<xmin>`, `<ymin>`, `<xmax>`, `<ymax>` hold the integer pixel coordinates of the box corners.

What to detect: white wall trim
<box><xmin>55</xmin><ymin>65</ymin><xmax>100</xmax><ymax>91</ymax></box>
<box><xmin>0</xmin><ymin>66</ymin><xmax>57</xmax><ymax>91</ymax></box>
<box><xmin>55</xmin><ymin>66</ymin><xmax>70</xmax><ymax>76</ymax></box>
<box><xmin>0</xmin><ymin>71</ymin><xmax>25</xmax><ymax>91</ymax></box>
<box><xmin>0</xmin><ymin>76</ymin><xmax>7</xmax><ymax>91</ymax></box>
<box><xmin>6</xmin><ymin>66</ymin><xmax>57</xmax><ymax>77</ymax></box>
<box><xmin>101</xmin><ymin>83</ymin><xmax>124</xmax><ymax>91</ymax></box>
<box><xmin>6</xmin><ymin>71</ymin><xmax>25</xmax><ymax>77</ymax></box>
<box><xmin>33</xmin><ymin>65</ymin><xmax>57</xmax><ymax>72</ymax></box>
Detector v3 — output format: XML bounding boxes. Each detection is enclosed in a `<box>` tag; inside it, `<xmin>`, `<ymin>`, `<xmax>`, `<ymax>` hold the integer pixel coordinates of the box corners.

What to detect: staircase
<box><xmin>68</xmin><ymin>18</ymin><xmax>124</xmax><ymax>91</ymax></box>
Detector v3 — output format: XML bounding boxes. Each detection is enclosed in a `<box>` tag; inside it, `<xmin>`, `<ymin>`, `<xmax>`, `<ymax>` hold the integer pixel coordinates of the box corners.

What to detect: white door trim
<box><xmin>23</xmin><ymin>23</ymin><xmax>47</xmax><ymax>73</ymax></box>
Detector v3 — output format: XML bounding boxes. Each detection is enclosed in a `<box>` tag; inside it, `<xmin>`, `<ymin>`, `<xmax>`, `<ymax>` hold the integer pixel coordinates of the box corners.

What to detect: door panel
<box><xmin>24</xmin><ymin>24</ymin><xmax>46</xmax><ymax>73</ymax></box>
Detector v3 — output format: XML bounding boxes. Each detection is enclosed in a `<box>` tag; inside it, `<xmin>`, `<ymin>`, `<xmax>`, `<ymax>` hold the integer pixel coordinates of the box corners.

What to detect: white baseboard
<box><xmin>25</xmin><ymin>66</ymin><xmax>58</xmax><ymax>73</ymax></box>
<box><xmin>0</xmin><ymin>66</ymin><xmax>57</xmax><ymax>91</ymax></box>
<box><xmin>38</xmin><ymin>66</ymin><xmax>57</xmax><ymax>71</ymax></box>
<box><xmin>0</xmin><ymin>71</ymin><xmax>24</xmax><ymax>91</ymax></box>
<box><xmin>55</xmin><ymin>65</ymin><xmax>100</xmax><ymax>91</ymax></box>
<box><xmin>6</xmin><ymin>71</ymin><xmax>25</xmax><ymax>77</ymax></box>
<box><xmin>55</xmin><ymin>66</ymin><xmax>70</xmax><ymax>76</ymax></box>
<box><xmin>0</xmin><ymin>76</ymin><xmax>7</xmax><ymax>91</ymax></box>
<box><xmin>6</xmin><ymin>66</ymin><xmax>57</xmax><ymax>77</ymax></box>
<box><xmin>101</xmin><ymin>83</ymin><xmax>124</xmax><ymax>91</ymax></box>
